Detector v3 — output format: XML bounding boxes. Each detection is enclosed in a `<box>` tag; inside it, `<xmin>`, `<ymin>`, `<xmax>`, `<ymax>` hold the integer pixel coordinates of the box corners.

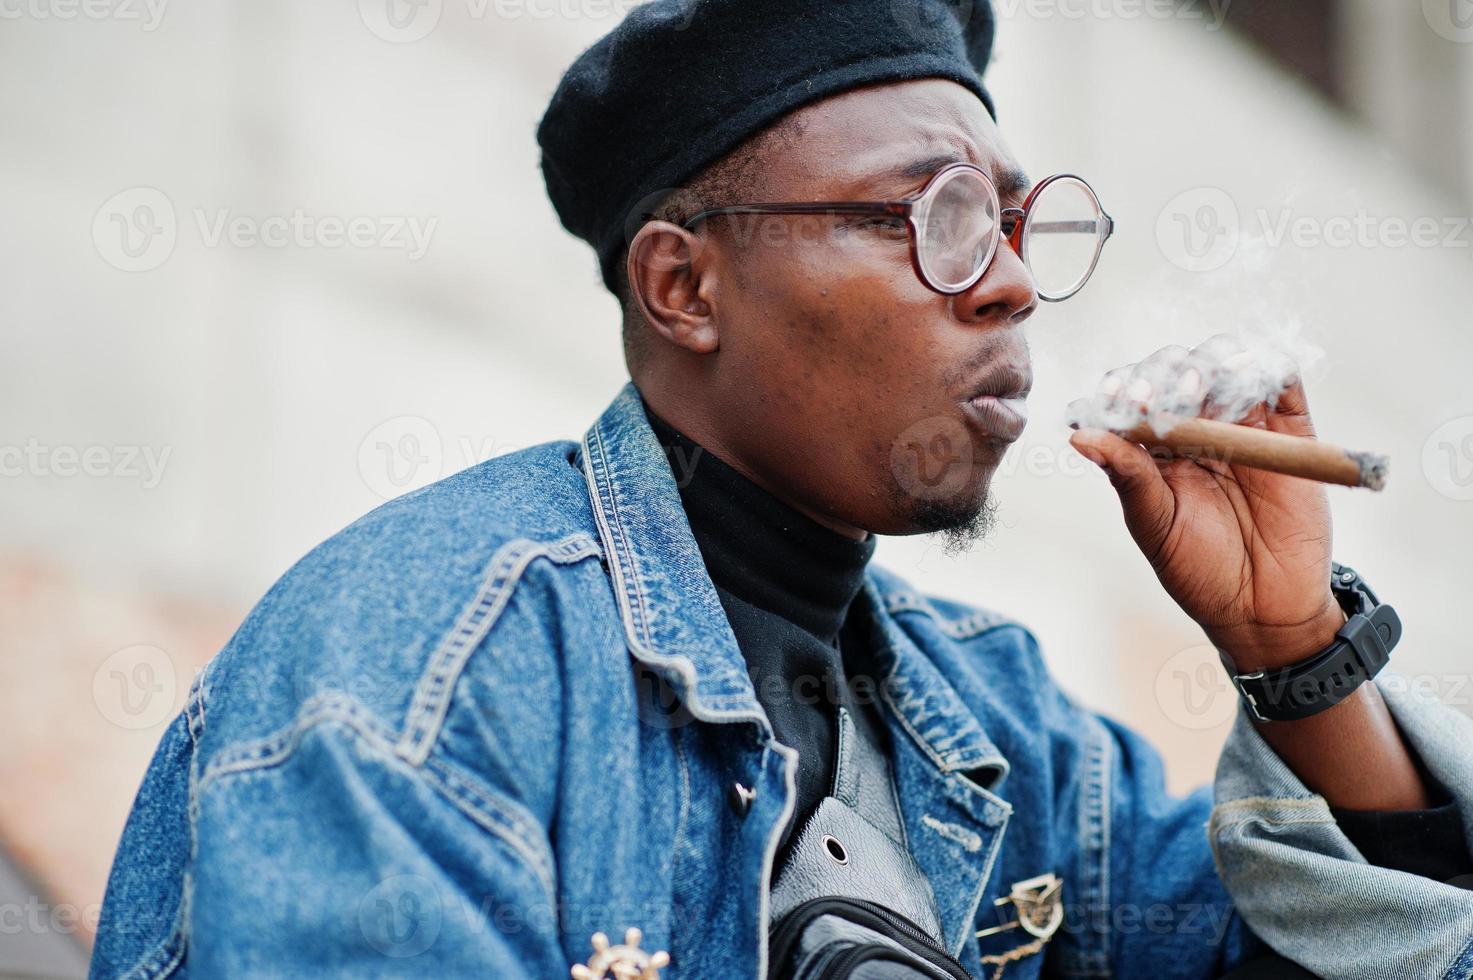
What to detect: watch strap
<box><xmin>1222</xmin><ymin>565</ymin><xmax>1401</xmax><ymax>723</ymax></box>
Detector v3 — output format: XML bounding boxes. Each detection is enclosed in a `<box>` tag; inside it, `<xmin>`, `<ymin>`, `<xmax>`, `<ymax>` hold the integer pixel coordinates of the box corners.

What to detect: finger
<box><xmin>1071</xmin><ymin>428</ymin><xmax>1177</xmax><ymax>560</ymax></box>
<box><xmin>1268</xmin><ymin>378</ymin><xmax>1316</xmax><ymax>438</ymax></box>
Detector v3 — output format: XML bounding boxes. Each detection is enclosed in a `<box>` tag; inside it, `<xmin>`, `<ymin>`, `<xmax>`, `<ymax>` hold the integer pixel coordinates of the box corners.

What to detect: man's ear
<box><xmin>626</xmin><ymin>221</ymin><xmax>720</xmax><ymax>355</ymax></box>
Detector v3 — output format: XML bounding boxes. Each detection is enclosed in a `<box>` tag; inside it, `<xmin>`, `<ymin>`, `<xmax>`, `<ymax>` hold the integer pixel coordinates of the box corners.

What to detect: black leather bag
<box><xmin>766</xmin><ymin>708</ymin><xmax>974</xmax><ymax>979</ymax></box>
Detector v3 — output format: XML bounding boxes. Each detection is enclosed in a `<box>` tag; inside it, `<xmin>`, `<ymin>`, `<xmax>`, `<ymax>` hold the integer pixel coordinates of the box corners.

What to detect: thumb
<box><xmin>1070</xmin><ymin>428</ymin><xmax>1177</xmax><ymax>561</ymax></box>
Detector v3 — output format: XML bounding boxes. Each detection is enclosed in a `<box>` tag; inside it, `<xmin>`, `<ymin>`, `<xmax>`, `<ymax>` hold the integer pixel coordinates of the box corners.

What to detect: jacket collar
<box><xmin>580</xmin><ymin>381</ymin><xmax>1007</xmax><ymax>782</ymax></box>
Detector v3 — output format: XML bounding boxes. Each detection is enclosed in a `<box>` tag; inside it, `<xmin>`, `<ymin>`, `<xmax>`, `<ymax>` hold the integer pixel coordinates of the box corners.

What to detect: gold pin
<box><xmin>570</xmin><ymin>927</ymin><xmax>670</xmax><ymax>980</ymax></box>
<box><xmin>975</xmin><ymin>872</ymin><xmax>1063</xmax><ymax>941</ymax></box>
<box><xmin>975</xmin><ymin>874</ymin><xmax>1064</xmax><ymax>979</ymax></box>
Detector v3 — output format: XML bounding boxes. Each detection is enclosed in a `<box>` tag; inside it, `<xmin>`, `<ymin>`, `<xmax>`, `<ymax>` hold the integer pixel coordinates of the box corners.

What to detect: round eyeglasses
<box><xmin>682</xmin><ymin>164</ymin><xmax>1115</xmax><ymax>302</ymax></box>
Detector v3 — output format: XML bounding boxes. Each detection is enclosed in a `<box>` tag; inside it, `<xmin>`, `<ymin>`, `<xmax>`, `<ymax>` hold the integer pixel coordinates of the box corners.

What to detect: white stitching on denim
<box><xmin>420</xmin><ymin>754</ymin><xmax>557</xmax><ymax>904</ymax></box>
<box><xmin>584</xmin><ymin>425</ymin><xmax>654</xmax><ymax>645</ymax></box>
<box><xmin>1208</xmin><ymin>796</ymin><xmax>1338</xmax><ymax>827</ymax></box>
<box><xmin>878</xmin><ymin>669</ymin><xmax>1001</xmax><ymax>775</ymax></box>
<box><xmin>1074</xmin><ymin>713</ymin><xmax>1112</xmax><ymax>977</ymax></box>
<box><xmin>396</xmin><ymin>532</ymin><xmax>602</xmax><ymax>766</ymax></box>
<box><xmin>580</xmin><ymin>424</ymin><xmax>757</xmax><ymax>724</ymax></box>
<box><xmin>120</xmin><ymin>677</ymin><xmax>213</xmax><ymax>979</ymax></box>
<box><xmin>116</xmin><ymin>913</ymin><xmax>186</xmax><ymax>980</ymax></box>
<box><xmin>202</xmin><ymin>691</ymin><xmax>394</xmax><ymax>784</ymax></box>
<box><xmin>200</xmin><ymin>691</ymin><xmax>558</xmax><ymax>905</ymax></box>
<box><xmin>880</xmin><ymin>589</ymin><xmax>1020</xmax><ymax>640</ymax></box>
<box><xmin>922</xmin><ymin>814</ymin><xmax>983</xmax><ymax>852</ymax></box>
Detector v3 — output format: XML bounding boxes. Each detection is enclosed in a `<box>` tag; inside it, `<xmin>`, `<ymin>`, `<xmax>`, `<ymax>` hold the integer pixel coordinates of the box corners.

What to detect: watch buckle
<box><xmin>1231</xmin><ymin>670</ymin><xmax>1270</xmax><ymax>723</ymax></box>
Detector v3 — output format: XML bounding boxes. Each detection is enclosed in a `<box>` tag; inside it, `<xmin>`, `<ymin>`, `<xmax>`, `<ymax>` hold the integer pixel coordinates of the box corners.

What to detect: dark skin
<box><xmin>627</xmin><ymin>78</ymin><xmax>1429</xmax><ymax>812</ymax></box>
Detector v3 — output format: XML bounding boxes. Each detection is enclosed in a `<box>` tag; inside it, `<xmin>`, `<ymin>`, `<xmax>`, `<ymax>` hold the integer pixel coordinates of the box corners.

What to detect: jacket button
<box><xmin>728</xmin><ymin>782</ymin><xmax>756</xmax><ymax>816</ymax></box>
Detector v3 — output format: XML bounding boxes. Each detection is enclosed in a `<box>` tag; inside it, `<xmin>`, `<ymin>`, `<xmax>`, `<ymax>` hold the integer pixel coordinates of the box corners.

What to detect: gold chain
<box><xmin>978</xmin><ymin>935</ymin><xmax>1046</xmax><ymax>980</ymax></box>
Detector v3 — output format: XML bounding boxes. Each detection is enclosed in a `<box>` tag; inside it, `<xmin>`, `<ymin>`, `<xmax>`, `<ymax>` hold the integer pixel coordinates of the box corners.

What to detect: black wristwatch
<box><xmin>1220</xmin><ymin>563</ymin><xmax>1402</xmax><ymax>722</ymax></box>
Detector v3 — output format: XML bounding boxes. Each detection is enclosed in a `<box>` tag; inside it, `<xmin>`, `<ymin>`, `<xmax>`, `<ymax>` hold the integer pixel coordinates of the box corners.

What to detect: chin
<box><xmin>886</xmin><ymin>467</ymin><xmax>998</xmax><ymax>546</ymax></box>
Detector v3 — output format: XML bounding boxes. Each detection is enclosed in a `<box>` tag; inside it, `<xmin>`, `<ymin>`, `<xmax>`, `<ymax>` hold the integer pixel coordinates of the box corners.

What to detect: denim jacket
<box><xmin>93</xmin><ymin>383</ymin><xmax>1473</xmax><ymax>979</ymax></box>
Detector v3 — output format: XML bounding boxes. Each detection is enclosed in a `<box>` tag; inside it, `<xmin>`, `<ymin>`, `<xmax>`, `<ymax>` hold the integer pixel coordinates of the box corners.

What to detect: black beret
<box><xmin>537</xmin><ymin>0</ymin><xmax>998</xmax><ymax>295</ymax></box>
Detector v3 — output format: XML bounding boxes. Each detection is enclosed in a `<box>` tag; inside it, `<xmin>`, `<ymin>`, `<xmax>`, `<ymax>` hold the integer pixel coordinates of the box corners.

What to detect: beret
<box><xmin>537</xmin><ymin>0</ymin><xmax>998</xmax><ymax>295</ymax></box>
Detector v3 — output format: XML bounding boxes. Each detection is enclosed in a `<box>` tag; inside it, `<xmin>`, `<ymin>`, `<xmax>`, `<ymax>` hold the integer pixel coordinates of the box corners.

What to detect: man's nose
<box><xmin>951</xmin><ymin>239</ymin><xmax>1038</xmax><ymax>326</ymax></box>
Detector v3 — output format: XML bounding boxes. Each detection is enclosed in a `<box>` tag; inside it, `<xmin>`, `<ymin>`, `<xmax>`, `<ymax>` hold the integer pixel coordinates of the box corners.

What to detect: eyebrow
<box><xmin>885</xmin><ymin>154</ymin><xmax>1033</xmax><ymax>200</ymax></box>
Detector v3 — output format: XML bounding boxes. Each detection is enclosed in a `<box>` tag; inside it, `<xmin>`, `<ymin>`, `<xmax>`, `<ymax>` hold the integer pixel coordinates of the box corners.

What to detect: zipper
<box><xmin>816</xmin><ymin>944</ymin><xmax>954</xmax><ymax>979</ymax></box>
<box><xmin>769</xmin><ymin>896</ymin><xmax>971</xmax><ymax>978</ymax></box>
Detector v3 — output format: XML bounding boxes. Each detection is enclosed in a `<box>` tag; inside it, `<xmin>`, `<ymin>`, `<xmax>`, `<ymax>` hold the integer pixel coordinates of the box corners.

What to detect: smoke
<box><xmin>1066</xmin><ymin>236</ymin><xmax>1326</xmax><ymax>436</ymax></box>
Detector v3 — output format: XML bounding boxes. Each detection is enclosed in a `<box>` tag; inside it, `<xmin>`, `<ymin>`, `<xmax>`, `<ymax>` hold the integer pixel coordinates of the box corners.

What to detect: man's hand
<box><xmin>1069</xmin><ymin>355</ymin><xmax>1430</xmax><ymax>810</ymax></box>
<box><xmin>1069</xmin><ymin>374</ymin><xmax>1343</xmax><ymax>671</ymax></box>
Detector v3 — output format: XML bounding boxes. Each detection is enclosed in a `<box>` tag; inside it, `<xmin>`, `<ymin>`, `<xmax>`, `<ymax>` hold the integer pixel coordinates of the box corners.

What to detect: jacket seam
<box><xmin>1078</xmin><ymin>713</ymin><xmax>1114</xmax><ymax>977</ymax></box>
<box><xmin>396</xmin><ymin>531</ymin><xmax>603</xmax><ymax>766</ymax></box>
<box><xmin>196</xmin><ymin>691</ymin><xmax>558</xmax><ymax>905</ymax></box>
<box><xmin>872</xmin><ymin>643</ymin><xmax>1004</xmax><ymax>775</ymax></box>
<box><xmin>1445</xmin><ymin>931</ymin><xmax>1473</xmax><ymax>980</ymax></box>
<box><xmin>880</xmin><ymin>591</ymin><xmax>1022</xmax><ymax>641</ymax></box>
<box><xmin>420</xmin><ymin>753</ymin><xmax>558</xmax><ymax>904</ymax></box>
<box><xmin>583</xmin><ymin>424</ymin><xmax>655</xmax><ymax>647</ymax></box>
<box><xmin>118</xmin><ymin>675</ymin><xmax>211</xmax><ymax>979</ymax></box>
<box><xmin>1209</xmin><ymin>796</ymin><xmax>1337</xmax><ymax>834</ymax></box>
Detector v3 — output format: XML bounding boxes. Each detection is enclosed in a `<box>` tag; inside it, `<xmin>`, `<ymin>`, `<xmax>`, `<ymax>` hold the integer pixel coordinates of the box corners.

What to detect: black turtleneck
<box><xmin>643</xmin><ymin>400</ymin><xmax>882</xmax><ymax>851</ymax></box>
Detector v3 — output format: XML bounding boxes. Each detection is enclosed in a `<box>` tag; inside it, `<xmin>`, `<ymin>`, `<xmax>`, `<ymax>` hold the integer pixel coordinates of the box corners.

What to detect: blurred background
<box><xmin>3</xmin><ymin>0</ymin><xmax>1472</xmax><ymax>973</ymax></box>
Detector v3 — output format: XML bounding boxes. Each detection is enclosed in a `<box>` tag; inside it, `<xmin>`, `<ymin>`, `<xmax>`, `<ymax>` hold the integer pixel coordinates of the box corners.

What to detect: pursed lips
<box><xmin>961</xmin><ymin>362</ymin><xmax>1033</xmax><ymax>443</ymax></box>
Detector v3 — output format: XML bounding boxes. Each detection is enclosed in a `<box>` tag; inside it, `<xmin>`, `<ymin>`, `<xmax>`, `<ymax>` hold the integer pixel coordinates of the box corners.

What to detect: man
<box><xmin>93</xmin><ymin>1</ymin><xmax>1473</xmax><ymax>977</ymax></box>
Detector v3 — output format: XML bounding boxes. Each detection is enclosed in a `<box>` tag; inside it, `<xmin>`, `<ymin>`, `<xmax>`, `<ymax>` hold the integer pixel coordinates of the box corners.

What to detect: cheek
<box><xmin>727</xmin><ymin>243</ymin><xmax>955</xmax><ymax>435</ymax></box>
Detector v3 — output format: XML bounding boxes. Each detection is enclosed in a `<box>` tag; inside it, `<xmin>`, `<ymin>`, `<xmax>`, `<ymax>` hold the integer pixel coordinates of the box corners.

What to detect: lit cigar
<box><xmin>1113</xmin><ymin>415</ymin><xmax>1389</xmax><ymax>491</ymax></box>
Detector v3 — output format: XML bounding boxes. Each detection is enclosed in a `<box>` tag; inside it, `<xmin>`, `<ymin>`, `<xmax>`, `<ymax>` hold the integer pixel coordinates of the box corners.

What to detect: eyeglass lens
<box><xmin>916</xmin><ymin>170</ymin><xmax>1106</xmax><ymax>299</ymax></box>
